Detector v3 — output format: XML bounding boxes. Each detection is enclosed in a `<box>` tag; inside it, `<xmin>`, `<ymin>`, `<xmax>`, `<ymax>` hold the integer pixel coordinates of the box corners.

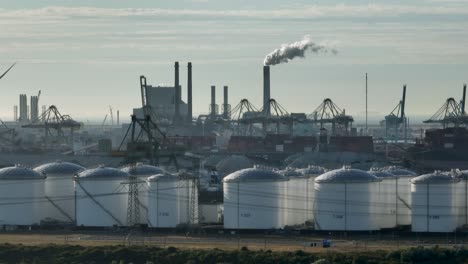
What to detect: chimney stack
<box><xmin>174</xmin><ymin>61</ymin><xmax>180</xmax><ymax>121</ymax></box>
<box><xmin>223</xmin><ymin>86</ymin><xmax>229</xmax><ymax>119</ymax></box>
<box><xmin>211</xmin><ymin>85</ymin><xmax>216</xmax><ymax>117</ymax></box>
<box><xmin>187</xmin><ymin>62</ymin><xmax>193</xmax><ymax>123</ymax></box>
<box><xmin>263</xmin><ymin>66</ymin><xmax>271</xmax><ymax>116</ymax></box>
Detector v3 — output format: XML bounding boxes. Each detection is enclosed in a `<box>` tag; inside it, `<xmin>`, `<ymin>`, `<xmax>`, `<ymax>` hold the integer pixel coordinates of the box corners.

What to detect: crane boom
<box><xmin>0</xmin><ymin>63</ymin><xmax>16</xmax><ymax>80</ymax></box>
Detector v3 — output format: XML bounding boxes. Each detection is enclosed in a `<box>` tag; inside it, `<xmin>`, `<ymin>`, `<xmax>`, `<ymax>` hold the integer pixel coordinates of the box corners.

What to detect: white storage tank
<box><xmin>177</xmin><ymin>172</ymin><xmax>199</xmax><ymax>225</ymax></box>
<box><xmin>74</xmin><ymin>167</ymin><xmax>130</xmax><ymax>227</ymax></box>
<box><xmin>121</xmin><ymin>163</ymin><xmax>166</xmax><ymax>224</ymax></box>
<box><xmin>385</xmin><ymin>167</ymin><xmax>417</xmax><ymax>225</ymax></box>
<box><xmin>146</xmin><ymin>173</ymin><xmax>180</xmax><ymax>228</ymax></box>
<box><xmin>223</xmin><ymin>168</ymin><xmax>288</xmax><ymax>229</ymax></box>
<box><xmin>411</xmin><ymin>171</ymin><xmax>458</xmax><ymax>232</ymax></box>
<box><xmin>369</xmin><ymin>169</ymin><xmax>397</xmax><ymax>229</ymax></box>
<box><xmin>279</xmin><ymin>168</ymin><xmax>308</xmax><ymax>226</ymax></box>
<box><xmin>296</xmin><ymin>166</ymin><xmax>327</xmax><ymax>223</ymax></box>
<box><xmin>314</xmin><ymin>168</ymin><xmax>380</xmax><ymax>231</ymax></box>
<box><xmin>0</xmin><ymin>166</ymin><xmax>46</xmax><ymax>226</ymax></box>
<box><xmin>454</xmin><ymin>170</ymin><xmax>468</xmax><ymax>227</ymax></box>
<box><xmin>34</xmin><ymin>161</ymin><xmax>85</xmax><ymax>223</ymax></box>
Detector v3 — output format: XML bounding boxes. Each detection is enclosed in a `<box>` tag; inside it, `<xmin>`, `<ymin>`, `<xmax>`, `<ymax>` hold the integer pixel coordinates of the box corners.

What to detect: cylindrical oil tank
<box><xmin>279</xmin><ymin>168</ymin><xmax>308</xmax><ymax>226</ymax></box>
<box><xmin>121</xmin><ymin>163</ymin><xmax>166</xmax><ymax>224</ymax></box>
<box><xmin>75</xmin><ymin>167</ymin><xmax>129</xmax><ymax>227</ymax></box>
<box><xmin>314</xmin><ymin>168</ymin><xmax>380</xmax><ymax>231</ymax></box>
<box><xmin>454</xmin><ymin>170</ymin><xmax>468</xmax><ymax>227</ymax></box>
<box><xmin>146</xmin><ymin>174</ymin><xmax>180</xmax><ymax>228</ymax></box>
<box><xmin>296</xmin><ymin>166</ymin><xmax>327</xmax><ymax>223</ymax></box>
<box><xmin>385</xmin><ymin>167</ymin><xmax>417</xmax><ymax>225</ymax></box>
<box><xmin>411</xmin><ymin>171</ymin><xmax>458</xmax><ymax>232</ymax></box>
<box><xmin>369</xmin><ymin>170</ymin><xmax>397</xmax><ymax>229</ymax></box>
<box><xmin>0</xmin><ymin>166</ymin><xmax>46</xmax><ymax>226</ymax></box>
<box><xmin>223</xmin><ymin>168</ymin><xmax>288</xmax><ymax>229</ymax></box>
<box><xmin>34</xmin><ymin>161</ymin><xmax>85</xmax><ymax>223</ymax></box>
<box><xmin>177</xmin><ymin>172</ymin><xmax>199</xmax><ymax>225</ymax></box>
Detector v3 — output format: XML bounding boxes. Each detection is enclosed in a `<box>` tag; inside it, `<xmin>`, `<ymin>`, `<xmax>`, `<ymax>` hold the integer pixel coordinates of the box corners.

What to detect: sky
<box><xmin>0</xmin><ymin>0</ymin><xmax>468</xmax><ymax>124</ymax></box>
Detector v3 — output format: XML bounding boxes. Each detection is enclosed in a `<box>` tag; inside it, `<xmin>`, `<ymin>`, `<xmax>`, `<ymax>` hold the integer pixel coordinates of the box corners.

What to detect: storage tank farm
<box><xmin>296</xmin><ymin>166</ymin><xmax>327</xmax><ymax>223</ymax></box>
<box><xmin>368</xmin><ymin>169</ymin><xmax>398</xmax><ymax>229</ymax></box>
<box><xmin>74</xmin><ymin>166</ymin><xmax>130</xmax><ymax>227</ymax></box>
<box><xmin>223</xmin><ymin>168</ymin><xmax>288</xmax><ymax>229</ymax></box>
<box><xmin>120</xmin><ymin>163</ymin><xmax>166</xmax><ymax>225</ymax></box>
<box><xmin>146</xmin><ymin>173</ymin><xmax>182</xmax><ymax>228</ymax></box>
<box><xmin>314</xmin><ymin>167</ymin><xmax>380</xmax><ymax>231</ymax></box>
<box><xmin>0</xmin><ymin>166</ymin><xmax>46</xmax><ymax>226</ymax></box>
<box><xmin>34</xmin><ymin>161</ymin><xmax>85</xmax><ymax>223</ymax></box>
<box><xmin>384</xmin><ymin>167</ymin><xmax>417</xmax><ymax>225</ymax></box>
<box><xmin>410</xmin><ymin>171</ymin><xmax>459</xmax><ymax>232</ymax></box>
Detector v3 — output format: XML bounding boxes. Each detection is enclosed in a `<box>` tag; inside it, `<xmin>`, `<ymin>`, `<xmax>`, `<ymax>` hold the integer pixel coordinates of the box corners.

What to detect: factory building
<box><xmin>133</xmin><ymin>85</ymin><xmax>188</xmax><ymax>121</ymax></box>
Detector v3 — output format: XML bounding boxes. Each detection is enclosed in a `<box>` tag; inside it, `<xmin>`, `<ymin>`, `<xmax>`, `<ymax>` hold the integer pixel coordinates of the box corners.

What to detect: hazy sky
<box><xmin>1</xmin><ymin>0</ymin><xmax>468</xmax><ymax>123</ymax></box>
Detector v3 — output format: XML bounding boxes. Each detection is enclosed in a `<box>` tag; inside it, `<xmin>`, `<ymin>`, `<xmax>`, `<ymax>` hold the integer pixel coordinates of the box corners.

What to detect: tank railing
<box><xmin>44</xmin><ymin>195</ymin><xmax>74</xmax><ymax>223</ymax></box>
<box><xmin>76</xmin><ymin>180</ymin><xmax>124</xmax><ymax>226</ymax></box>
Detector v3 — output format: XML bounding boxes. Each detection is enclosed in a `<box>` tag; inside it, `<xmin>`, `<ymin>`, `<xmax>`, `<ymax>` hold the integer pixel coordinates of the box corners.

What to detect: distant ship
<box><xmin>406</xmin><ymin>127</ymin><xmax>468</xmax><ymax>171</ymax></box>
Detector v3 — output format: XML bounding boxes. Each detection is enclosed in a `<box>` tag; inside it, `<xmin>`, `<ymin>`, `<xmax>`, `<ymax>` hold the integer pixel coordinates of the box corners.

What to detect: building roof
<box><xmin>223</xmin><ymin>168</ymin><xmax>288</xmax><ymax>183</ymax></box>
<box><xmin>34</xmin><ymin>161</ymin><xmax>85</xmax><ymax>175</ymax></box>
<box><xmin>315</xmin><ymin>168</ymin><xmax>380</xmax><ymax>183</ymax></box>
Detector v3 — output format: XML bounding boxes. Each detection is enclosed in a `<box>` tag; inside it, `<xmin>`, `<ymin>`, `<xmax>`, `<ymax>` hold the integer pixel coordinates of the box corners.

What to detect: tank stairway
<box><xmin>76</xmin><ymin>181</ymin><xmax>124</xmax><ymax>226</ymax></box>
<box><xmin>45</xmin><ymin>195</ymin><xmax>74</xmax><ymax>223</ymax></box>
<box><xmin>397</xmin><ymin>195</ymin><xmax>412</xmax><ymax>210</ymax></box>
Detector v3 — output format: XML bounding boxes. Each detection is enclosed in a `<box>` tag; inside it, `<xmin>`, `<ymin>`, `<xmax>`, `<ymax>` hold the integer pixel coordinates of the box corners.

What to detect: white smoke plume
<box><xmin>263</xmin><ymin>36</ymin><xmax>337</xmax><ymax>66</ymax></box>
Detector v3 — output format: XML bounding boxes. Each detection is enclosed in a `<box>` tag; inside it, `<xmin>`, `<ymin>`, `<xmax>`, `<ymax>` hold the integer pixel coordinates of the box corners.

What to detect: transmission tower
<box><xmin>126</xmin><ymin>174</ymin><xmax>141</xmax><ymax>226</ymax></box>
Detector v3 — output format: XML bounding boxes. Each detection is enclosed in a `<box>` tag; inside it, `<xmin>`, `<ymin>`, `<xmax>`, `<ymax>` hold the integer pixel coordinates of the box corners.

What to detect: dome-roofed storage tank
<box><xmin>384</xmin><ymin>166</ymin><xmax>417</xmax><ymax>225</ymax></box>
<box><xmin>121</xmin><ymin>163</ymin><xmax>166</xmax><ymax>224</ymax></box>
<box><xmin>411</xmin><ymin>171</ymin><xmax>458</xmax><ymax>232</ymax></box>
<box><xmin>0</xmin><ymin>165</ymin><xmax>46</xmax><ymax>226</ymax></box>
<box><xmin>278</xmin><ymin>168</ymin><xmax>306</xmax><ymax>226</ymax></box>
<box><xmin>74</xmin><ymin>166</ymin><xmax>130</xmax><ymax>227</ymax></box>
<box><xmin>146</xmin><ymin>173</ymin><xmax>181</xmax><ymax>227</ymax></box>
<box><xmin>453</xmin><ymin>170</ymin><xmax>468</xmax><ymax>228</ymax></box>
<box><xmin>34</xmin><ymin>161</ymin><xmax>85</xmax><ymax>223</ymax></box>
<box><xmin>223</xmin><ymin>168</ymin><xmax>288</xmax><ymax>229</ymax></box>
<box><xmin>177</xmin><ymin>171</ymin><xmax>199</xmax><ymax>225</ymax></box>
<box><xmin>369</xmin><ymin>169</ymin><xmax>397</xmax><ymax>229</ymax></box>
<box><xmin>296</xmin><ymin>166</ymin><xmax>327</xmax><ymax>224</ymax></box>
<box><xmin>314</xmin><ymin>167</ymin><xmax>380</xmax><ymax>231</ymax></box>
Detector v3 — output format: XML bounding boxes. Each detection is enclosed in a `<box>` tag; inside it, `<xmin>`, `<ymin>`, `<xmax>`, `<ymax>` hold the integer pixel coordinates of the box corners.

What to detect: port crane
<box><xmin>424</xmin><ymin>84</ymin><xmax>468</xmax><ymax>128</ymax></box>
<box><xmin>309</xmin><ymin>98</ymin><xmax>354</xmax><ymax>136</ymax></box>
<box><xmin>383</xmin><ymin>85</ymin><xmax>407</xmax><ymax>141</ymax></box>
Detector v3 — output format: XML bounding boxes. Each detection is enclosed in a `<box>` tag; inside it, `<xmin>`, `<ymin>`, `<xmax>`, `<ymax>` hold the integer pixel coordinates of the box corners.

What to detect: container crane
<box><xmin>424</xmin><ymin>84</ymin><xmax>468</xmax><ymax>128</ymax></box>
<box><xmin>309</xmin><ymin>98</ymin><xmax>354</xmax><ymax>136</ymax></box>
<box><xmin>383</xmin><ymin>85</ymin><xmax>407</xmax><ymax>141</ymax></box>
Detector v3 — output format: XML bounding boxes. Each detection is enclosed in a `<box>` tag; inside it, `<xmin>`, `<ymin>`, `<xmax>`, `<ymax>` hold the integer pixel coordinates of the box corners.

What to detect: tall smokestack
<box><xmin>174</xmin><ymin>61</ymin><xmax>180</xmax><ymax>121</ymax></box>
<box><xmin>263</xmin><ymin>66</ymin><xmax>271</xmax><ymax>116</ymax></box>
<box><xmin>462</xmin><ymin>84</ymin><xmax>466</xmax><ymax>115</ymax></box>
<box><xmin>211</xmin><ymin>85</ymin><xmax>216</xmax><ymax>117</ymax></box>
<box><xmin>187</xmin><ymin>62</ymin><xmax>192</xmax><ymax>123</ymax></box>
<box><xmin>223</xmin><ymin>86</ymin><xmax>229</xmax><ymax>119</ymax></box>
<box><xmin>117</xmin><ymin>110</ymin><xmax>120</xmax><ymax>125</ymax></box>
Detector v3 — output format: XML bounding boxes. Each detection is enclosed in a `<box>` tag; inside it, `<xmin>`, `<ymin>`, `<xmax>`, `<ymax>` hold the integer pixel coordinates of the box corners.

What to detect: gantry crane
<box><xmin>308</xmin><ymin>98</ymin><xmax>354</xmax><ymax>136</ymax></box>
<box><xmin>424</xmin><ymin>84</ymin><xmax>468</xmax><ymax>128</ymax></box>
<box><xmin>383</xmin><ymin>85</ymin><xmax>407</xmax><ymax>141</ymax></box>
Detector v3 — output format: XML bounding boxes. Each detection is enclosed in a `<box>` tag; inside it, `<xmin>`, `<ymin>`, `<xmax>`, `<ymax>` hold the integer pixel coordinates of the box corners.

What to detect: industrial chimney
<box><xmin>187</xmin><ymin>62</ymin><xmax>193</xmax><ymax>123</ymax></box>
<box><xmin>263</xmin><ymin>66</ymin><xmax>271</xmax><ymax>116</ymax></box>
<box><xmin>174</xmin><ymin>61</ymin><xmax>180</xmax><ymax>122</ymax></box>
<box><xmin>210</xmin><ymin>85</ymin><xmax>216</xmax><ymax>118</ymax></box>
<box><xmin>223</xmin><ymin>86</ymin><xmax>229</xmax><ymax>119</ymax></box>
